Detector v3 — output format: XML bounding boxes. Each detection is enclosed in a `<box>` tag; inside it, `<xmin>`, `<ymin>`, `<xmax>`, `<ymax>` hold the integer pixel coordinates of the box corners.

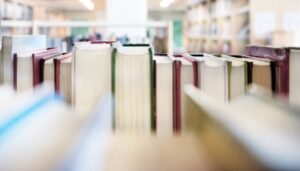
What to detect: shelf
<box><xmin>1</xmin><ymin>20</ymin><xmax>168</xmax><ymax>28</ymax></box>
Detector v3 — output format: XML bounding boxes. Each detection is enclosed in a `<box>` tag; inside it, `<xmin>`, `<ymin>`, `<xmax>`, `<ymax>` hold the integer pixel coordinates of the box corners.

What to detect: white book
<box><xmin>221</xmin><ymin>54</ymin><xmax>248</xmax><ymax>100</ymax></box>
<box><xmin>154</xmin><ymin>55</ymin><xmax>173</xmax><ymax>136</ymax></box>
<box><xmin>113</xmin><ymin>46</ymin><xmax>153</xmax><ymax>133</ymax></box>
<box><xmin>289</xmin><ymin>48</ymin><xmax>300</xmax><ymax>106</ymax></box>
<box><xmin>200</xmin><ymin>54</ymin><xmax>231</xmax><ymax>103</ymax></box>
<box><xmin>73</xmin><ymin>43</ymin><xmax>112</xmax><ymax>114</ymax></box>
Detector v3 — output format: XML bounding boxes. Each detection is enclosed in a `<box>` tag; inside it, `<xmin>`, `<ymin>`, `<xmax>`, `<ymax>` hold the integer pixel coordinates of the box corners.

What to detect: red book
<box><xmin>245</xmin><ymin>45</ymin><xmax>298</xmax><ymax>97</ymax></box>
<box><xmin>90</xmin><ymin>40</ymin><xmax>116</xmax><ymax>44</ymax></box>
<box><xmin>172</xmin><ymin>54</ymin><xmax>198</xmax><ymax>132</ymax></box>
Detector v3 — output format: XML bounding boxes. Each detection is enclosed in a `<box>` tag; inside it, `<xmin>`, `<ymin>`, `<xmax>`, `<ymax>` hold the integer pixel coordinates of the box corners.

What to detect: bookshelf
<box><xmin>185</xmin><ymin>0</ymin><xmax>300</xmax><ymax>54</ymax></box>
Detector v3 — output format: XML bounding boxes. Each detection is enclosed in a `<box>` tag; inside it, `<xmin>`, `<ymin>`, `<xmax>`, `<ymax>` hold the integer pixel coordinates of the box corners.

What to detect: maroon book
<box><xmin>53</xmin><ymin>53</ymin><xmax>72</xmax><ymax>93</ymax></box>
<box><xmin>90</xmin><ymin>40</ymin><xmax>116</xmax><ymax>44</ymax></box>
<box><xmin>172</xmin><ymin>54</ymin><xmax>199</xmax><ymax>132</ymax></box>
<box><xmin>245</xmin><ymin>45</ymin><xmax>299</xmax><ymax>97</ymax></box>
<box><xmin>173</xmin><ymin>59</ymin><xmax>181</xmax><ymax>133</ymax></box>
<box><xmin>182</xmin><ymin>54</ymin><xmax>200</xmax><ymax>88</ymax></box>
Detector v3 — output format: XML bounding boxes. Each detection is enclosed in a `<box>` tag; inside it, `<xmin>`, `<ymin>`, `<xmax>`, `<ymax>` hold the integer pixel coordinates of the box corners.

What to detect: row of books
<box><xmin>2</xmin><ymin>35</ymin><xmax>300</xmax><ymax>134</ymax></box>
<box><xmin>0</xmin><ymin>35</ymin><xmax>300</xmax><ymax>170</ymax></box>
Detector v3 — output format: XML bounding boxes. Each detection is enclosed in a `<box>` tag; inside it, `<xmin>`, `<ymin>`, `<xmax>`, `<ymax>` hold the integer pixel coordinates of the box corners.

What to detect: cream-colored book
<box><xmin>154</xmin><ymin>55</ymin><xmax>173</xmax><ymax>136</ymax></box>
<box><xmin>112</xmin><ymin>46</ymin><xmax>153</xmax><ymax>133</ymax></box>
<box><xmin>200</xmin><ymin>54</ymin><xmax>231</xmax><ymax>103</ymax></box>
<box><xmin>73</xmin><ymin>43</ymin><xmax>112</xmax><ymax>114</ymax></box>
<box><xmin>221</xmin><ymin>54</ymin><xmax>248</xmax><ymax>100</ymax></box>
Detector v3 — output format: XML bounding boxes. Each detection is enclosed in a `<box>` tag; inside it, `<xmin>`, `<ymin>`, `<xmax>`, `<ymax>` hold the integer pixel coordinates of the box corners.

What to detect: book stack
<box><xmin>0</xmin><ymin>34</ymin><xmax>300</xmax><ymax>170</ymax></box>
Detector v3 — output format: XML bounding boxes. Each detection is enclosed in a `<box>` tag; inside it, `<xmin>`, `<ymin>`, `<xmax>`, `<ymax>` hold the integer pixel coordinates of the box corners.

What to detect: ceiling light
<box><xmin>78</xmin><ymin>0</ymin><xmax>95</xmax><ymax>10</ymax></box>
<box><xmin>160</xmin><ymin>0</ymin><xmax>175</xmax><ymax>8</ymax></box>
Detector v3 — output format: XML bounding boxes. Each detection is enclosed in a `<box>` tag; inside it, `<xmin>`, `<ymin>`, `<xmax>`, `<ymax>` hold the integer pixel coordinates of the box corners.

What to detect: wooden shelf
<box><xmin>185</xmin><ymin>0</ymin><xmax>300</xmax><ymax>54</ymax></box>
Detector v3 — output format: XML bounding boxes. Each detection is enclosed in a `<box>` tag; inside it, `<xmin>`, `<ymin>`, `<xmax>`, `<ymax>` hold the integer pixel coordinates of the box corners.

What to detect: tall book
<box><xmin>246</xmin><ymin>45</ymin><xmax>300</xmax><ymax>105</ymax></box>
<box><xmin>73</xmin><ymin>43</ymin><xmax>112</xmax><ymax>114</ymax></box>
<box><xmin>184</xmin><ymin>84</ymin><xmax>300</xmax><ymax>171</ymax></box>
<box><xmin>112</xmin><ymin>45</ymin><xmax>154</xmax><ymax>133</ymax></box>
<box><xmin>153</xmin><ymin>54</ymin><xmax>173</xmax><ymax>136</ymax></box>
<box><xmin>171</xmin><ymin>54</ymin><xmax>197</xmax><ymax>132</ymax></box>
<box><xmin>13</xmin><ymin>48</ymin><xmax>61</xmax><ymax>92</ymax></box>
<box><xmin>1</xmin><ymin>35</ymin><xmax>46</xmax><ymax>84</ymax></box>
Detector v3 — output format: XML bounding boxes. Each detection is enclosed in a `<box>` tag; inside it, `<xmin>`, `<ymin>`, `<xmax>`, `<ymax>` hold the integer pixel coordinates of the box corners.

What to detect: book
<box><xmin>242</xmin><ymin>56</ymin><xmax>274</xmax><ymax>96</ymax></box>
<box><xmin>112</xmin><ymin>45</ymin><xmax>154</xmax><ymax>133</ymax></box>
<box><xmin>221</xmin><ymin>55</ymin><xmax>253</xmax><ymax>85</ymax></box>
<box><xmin>1</xmin><ymin>35</ymin><xmax>46</xmax><ymax>84</ymax></box>
<box><xmin>200</xmin><ymin>54</ymin><xmax>231</xmax><ymax>102</ymax></box>
<box><xmin>246</xmin><ymin>45</ymin><xmax>300</xmax><ymax>105</ymax></box>
<box><xmin>221</xmin><ymin>54</ymin><xmax>248</xmax><ymax>99</ymax></box>
<box><xmin>170</xmin><ymin>54</ymin><xmax>196</xmax><ymax>132</ymax></box>
<box><xmin>73</xmin><ymin>43</ymin><xmax>112</xmax><ymax>114</ymax></box>
<box><xmin>153</xmin><ymin>54</ymin><xmax>173</xmax><ymax>136</ymax></box>
<box><xmin>43</xmin><ymin>53</ymin><xmax>72</xmax><ymax>104</ymax></box>
<box><xmin>54</xmin><ymin>53</ymin><xmax>72</xmax><ymax>104</ymax></box>
<box><xmin>184</xmin><ymin>84</ymin><xmax>300</xmax><ymax>170</ymax></box>
<box><xmin>13</xmin><ymin>47</ymin><xmax>61</xmax><ymax>92</ymax></box>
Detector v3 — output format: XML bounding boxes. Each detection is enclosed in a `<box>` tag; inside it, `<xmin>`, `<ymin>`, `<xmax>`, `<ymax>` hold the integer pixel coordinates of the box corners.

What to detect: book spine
<box><xmin>111</xmin><ymin>48</ymin><xmax>117</xmax><ymax>130</ymax></box>
<box><xmin>54</xmin><ymin>59</ymin><xmax>61</xmax><ymax>93</ymax></box>
<box><xmin>13</xmin><ymin>54</ymin><xmax>18</xmax><ymax>90</ymax></box>
<box><xmin>39</xmin><ymin>59</ymin><xmax>46</xmax><ymax>83</ymax></box>
<box><xmin>32</xmin><ymin>54</ymin><xmax>40</xmax><ymax>87</ymax></box>
<box><xmin>153</xmin><ymin>60</ymin><xmax>157</xmax><ymax>132</ymax></box>
<box><xmin>182</xmin><ymin>55</ymin><xmax>199</xmax><ymax>88</ymax></box>
<box><xmin>173</xmin><ymin>61</ymin><xmax>181</xmax><ymax>133</ymax></box>
<box><xmin>149</xmin><ymin>48</ymin><xmax>155</xmax><ymax>131</ymax></box>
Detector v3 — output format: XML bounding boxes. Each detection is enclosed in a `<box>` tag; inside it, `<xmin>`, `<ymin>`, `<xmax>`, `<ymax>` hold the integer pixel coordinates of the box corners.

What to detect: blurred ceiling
<box><xmin>24</xmin><ymin>0</ymin><xmax>186</xmax><ymax>11</ymax></box>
